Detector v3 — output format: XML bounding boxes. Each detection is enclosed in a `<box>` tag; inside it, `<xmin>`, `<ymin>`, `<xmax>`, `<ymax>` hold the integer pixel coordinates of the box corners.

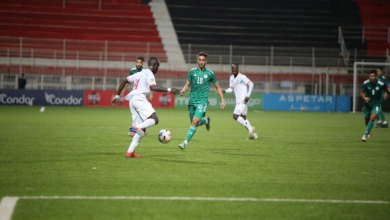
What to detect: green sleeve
<box><xmin>361</xmin><ymin>84</ymin><xmax>367</xmax><ymax>93</ymax></box>
<box><xmin>210</xmin><ymin>73</ymin><xmax>217</xmax><ymax>84</ymax></box>
<box><xmin>187</xmin><ymin>70</ymin><xmax>192</xmax><ymax>81</ymax></box>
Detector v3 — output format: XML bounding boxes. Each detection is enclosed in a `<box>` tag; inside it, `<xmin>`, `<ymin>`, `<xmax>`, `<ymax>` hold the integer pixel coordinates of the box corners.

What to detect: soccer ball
<box><xmin>158</xmin><ymin>129</ymin><xmax>172</xmax><ymax>143</ymax></box>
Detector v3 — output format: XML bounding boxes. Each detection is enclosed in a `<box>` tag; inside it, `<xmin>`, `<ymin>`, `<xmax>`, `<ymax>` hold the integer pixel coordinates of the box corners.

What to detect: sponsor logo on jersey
<box><xmin>204</xmin><ymin>75</ymin><xmax>208</xmax><ymax>78</ymax></box>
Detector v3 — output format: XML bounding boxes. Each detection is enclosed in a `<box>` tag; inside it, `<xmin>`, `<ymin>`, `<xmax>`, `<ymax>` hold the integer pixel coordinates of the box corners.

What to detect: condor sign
<box><xmin>263</xmin><ymin>94</ymin><xmax>350</xmax><ymax>112</ymax></box>
<box><xmin>0</xmin><ymin>90</ymin><xmax>83</xmax><ymax>106</ymax></box>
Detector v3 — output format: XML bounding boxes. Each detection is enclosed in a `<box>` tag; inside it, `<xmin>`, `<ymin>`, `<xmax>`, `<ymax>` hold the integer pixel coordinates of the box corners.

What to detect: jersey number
<box><xmin>196</xmin><ymin>77</ymin><xmax>203</xmax><ymax>84</ymax></box>
<box><xmin>372</xmin><ymin>89</ymin><xmax>375</xmax><ymax>95</ymax></box>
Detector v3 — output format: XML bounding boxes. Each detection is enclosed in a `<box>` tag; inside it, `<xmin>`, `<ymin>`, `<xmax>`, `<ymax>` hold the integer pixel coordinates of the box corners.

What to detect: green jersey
<box><xmin>362</xmin><ymin>79</ymin><xmax>387</xmax><ymax>106</ymax></box>
<box><xmin>187</xmin><ymin>67</ymin><xmax>217</xmax><ymax>105</ymax></box>
<box><xmin>129</xmin><ymin>67</ymin><xmax>143</xmax><ymax>76</ymax></box>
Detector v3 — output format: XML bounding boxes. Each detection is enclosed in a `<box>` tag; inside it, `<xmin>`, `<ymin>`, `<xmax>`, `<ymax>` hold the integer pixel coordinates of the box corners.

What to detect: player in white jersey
<box><xmin>111</xmin><ymin>57</ymin><xmax>179</xmax><ymax>158</ymax></box>
<box><xmin>223</xmin><ymin>63</ymin><xmax>257</xmax><ymax>139</ymax></box>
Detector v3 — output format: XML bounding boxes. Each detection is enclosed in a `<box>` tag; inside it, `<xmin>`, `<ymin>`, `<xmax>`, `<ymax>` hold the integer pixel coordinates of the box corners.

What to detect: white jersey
<box><xmin>124</xmin><ymin>68</ymin><xmax>156</xmax><ymax>100</ymax></box>
<box><xmin>229</xmin><ymin>73</ymin><xmax>252</xmax><ymax>104</ymax></box>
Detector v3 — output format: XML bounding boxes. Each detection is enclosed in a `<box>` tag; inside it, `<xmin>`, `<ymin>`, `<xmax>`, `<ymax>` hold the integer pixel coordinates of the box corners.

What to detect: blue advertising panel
<box><xmin>335</xmin><ymin>95</ymin><xmax>351</xmax><ymax>112</ymax></box>
<box><xmin>0</xmin><ymin>89</ymin><xmax>84</xmax><ymax>106</ymax></box>
<box><xmin>263</xmin><ymin>94</ymin><xmax>350</xmax><ymax>112</ymax></box>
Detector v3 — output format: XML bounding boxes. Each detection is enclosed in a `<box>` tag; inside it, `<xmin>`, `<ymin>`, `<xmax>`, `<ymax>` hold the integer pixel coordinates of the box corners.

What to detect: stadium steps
<box><xmin>0</xmin><ymin>0</ymin><xmax>169</xmax><ymax>62</ymax></box>
<box><xmin>356</xmin><ymin>0</ymin><xmax>390</xmax><ymax>57</ymax></box>
<box><xmin>165</xmin><ymin>0</ymin><xmax>366</xmax><ymax>66</ymax></box>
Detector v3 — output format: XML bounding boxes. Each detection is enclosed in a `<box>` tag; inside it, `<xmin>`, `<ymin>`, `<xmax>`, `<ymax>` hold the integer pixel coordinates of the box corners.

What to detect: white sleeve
<box><xmin>242</xmin><ymin>75</ymin><xmax>251</xmax><ymax>85</ymax></box>
<box><xmin>126</xmin><ymin>75</ymin><xmax>135</xmax><ymax>83</ymax></box>
<box><xmin>246</xmin><ymin>81</ymin><xmax>254</xmax><ymax>97</ymax></box>
<box><xmin>147</xmin><ymin>71</ymin><xmax>157</xmax><ymax>86</ymax></box>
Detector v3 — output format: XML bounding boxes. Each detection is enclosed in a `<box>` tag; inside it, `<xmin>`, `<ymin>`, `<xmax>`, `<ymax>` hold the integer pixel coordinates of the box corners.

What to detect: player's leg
<box><xmin>126</xmin><ymin>105</ymin><xmax>143</xmax><ymax>158</ymax></box>
<box><xmin>234</xmin><ymin>104</ymin><xmax>254</xmax><ymax>137</ymax></box>
<box><xmin>378</xmin><ymin>105</ymin><xmax>388</xmax><ymax>128</ymax></box>
<box><xmin>362</xmin><ymin>106</ymin><xmax>378</xmax><ymax>142</ymax></box>
<box><xmin>197</xmin><ymin>103</ymin><xmax>209</xmax><ymax>128</ymax></box>
<box><xmin>179</xmin><ymin>104</ymin><xmax>203</xmax><ymax>149</ymax></box>
<box><xmin>130</xmin><ymin>95</ymin><xmax>157</xmax><ymax>136</ymax></box>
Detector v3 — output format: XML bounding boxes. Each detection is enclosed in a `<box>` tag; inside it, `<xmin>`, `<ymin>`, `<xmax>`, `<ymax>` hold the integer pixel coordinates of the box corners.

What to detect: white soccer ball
<box><xmin>158</xmin><ymin>129</ymin><xmax>172</xmax><ymax>143</ymax></box>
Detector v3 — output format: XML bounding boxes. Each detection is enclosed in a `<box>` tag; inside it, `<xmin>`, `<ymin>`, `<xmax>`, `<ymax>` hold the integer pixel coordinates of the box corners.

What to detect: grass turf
<box><xmin>0</xmin><ymin>106</ymin><xmax>389</xmax><ymax>219</ymax></box>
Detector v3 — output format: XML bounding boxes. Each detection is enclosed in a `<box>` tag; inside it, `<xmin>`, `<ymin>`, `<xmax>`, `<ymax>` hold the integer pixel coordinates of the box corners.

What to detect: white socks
<box><xmin>245</xmin><ymin>119</ymin><xmax>252</xmax><ymax>130</ymax></box>
<box><xmin>237</xmin><ymin>116</ymin><xmax>252</xmax><ymax>130</ymax></box>
<box><xmin>127</xmin><ymin>133</ymin><xmax>142</xmax><ymax>153</ymax></box>
<box><xmin>136</xmin><ymin>118</ymin><xmax>156</xmax><ymax>129</ymax></box>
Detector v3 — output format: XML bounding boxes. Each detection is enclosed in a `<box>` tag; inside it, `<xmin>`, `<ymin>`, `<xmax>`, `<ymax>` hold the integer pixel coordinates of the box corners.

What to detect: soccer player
<box><xmin>129</xmin><ymin>56</ymin><xmax>144</xmax><ymax>75</ymax></box>
<box><xmin>125</xmin><ymin>56</ymin><xmax>153</xmax><ymax>105</ymax></box>
<box><xmin>223</xmin><ymin>63</ymin><xmax>257</xmax><ymax>139</ymax></box>
<box><xmin>112</xmin><ymin>57</ymin><xmax>179</xmax><ymax>158</ymax></box>
<box><xmin>361</xmin><ymin>69</ymin><xmax>390</xmax><ymax>142</ymax></box>
<box><xmin>376</xmin><ymin>68</ymin><xmax>388</xmax><ymax>128</ymax></box>
<box><xmin>178</xmin><ymin>52</ymin><xmax>226</xmax><ymax>149</ymax></box>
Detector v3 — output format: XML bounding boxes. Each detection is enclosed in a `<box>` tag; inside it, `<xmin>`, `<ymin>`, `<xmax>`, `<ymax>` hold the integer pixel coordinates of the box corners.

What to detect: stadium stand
<box><xmin>0</xmin><ymin>0</ymin><xmax>168</xmax><ymax>61</ymax></box>
<box><xmin>165</xmin><ymin>0</ymin><xmax>387</xmax><ymax>65</ymax></box>
<box><xmin>355</xmin><ymin>0</ymin><xmax>390</xmax><ymax>56</ymax></box>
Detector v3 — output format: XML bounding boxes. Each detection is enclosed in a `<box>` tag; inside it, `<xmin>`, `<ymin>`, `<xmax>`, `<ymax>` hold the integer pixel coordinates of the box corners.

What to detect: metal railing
<box><xmin>338</xmin><ymin>27</ymin><xmax>350</xmax><ymax>66</ymax></box>
<box><xmin>341</xmin><ymin>26</ymin><xmax>390</xmax><ymax>44</ymax></box>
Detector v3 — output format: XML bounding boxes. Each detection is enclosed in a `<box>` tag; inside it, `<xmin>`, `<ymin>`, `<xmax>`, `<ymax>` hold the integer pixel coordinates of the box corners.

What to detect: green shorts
<box><xmin>188</xmin><ymin>103</ymin><xmax>208</xmax><ymax>122</ymax></box>
<box><xmin>363</xmin><ymin>103</ymin><xmax>381</xmax><ymax>119</ymax></box>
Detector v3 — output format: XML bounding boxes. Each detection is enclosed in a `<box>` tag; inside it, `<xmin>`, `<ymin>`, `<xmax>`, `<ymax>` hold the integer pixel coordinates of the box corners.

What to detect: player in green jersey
<box><xmin>178</xmin><ymin>52</ymin><xmax>226</xmax><ymax>149</ymax></box>
<box><xmin>129</xmin><ymin>56</ymin><xmax>144</xmax><ymax>75</ymax></box>
<box><xmin>361</xmin><ymin>69</ymin><xmax>390</xmax><ymax>142</ymax></box>
<box><xmin>376</xmin><ymin>68</ymin><xmax>389</xmax><ymax>128</ymax></box>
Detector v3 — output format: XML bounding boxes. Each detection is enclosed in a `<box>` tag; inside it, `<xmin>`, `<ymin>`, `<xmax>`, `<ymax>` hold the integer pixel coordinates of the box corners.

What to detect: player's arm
<box><xmin>112</xmin><ymin>79</ymin><xmax>129</xmax><ymax>105</ymax></box>
<box><xmin>213</xmin><ymin>82</ymin><xmax>226</xmax><ymax>110</ymax></box>
<box><xmin>148</xmin><ymin>92</ymin><xmax>154</xmax><ymax>101</ymax></box>
<box><xmin>150</xmin><ymin>85</ymin><xmax>179</xmax><ymax>95</ymax></box>
<box><xmin>180</xmin><ymin>81</ymin><xmax>191</xmax><ymax>96</ymax></box>
<box><xmin>361</xmin><ymin>91</ymin><xmax>370</xmax><ymax>103</ymax></box>
<box><xmin>245</xmin><ymin>81</ymin><xmax>254</xmax><ymax>104</ymax></box>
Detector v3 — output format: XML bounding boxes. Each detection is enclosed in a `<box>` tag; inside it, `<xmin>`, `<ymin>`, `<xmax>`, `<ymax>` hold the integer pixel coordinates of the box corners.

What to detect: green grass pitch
<box><xmin>0</xmin><ymin>106</ymin><xmax>389</xmax><ymax>220</ymax></box>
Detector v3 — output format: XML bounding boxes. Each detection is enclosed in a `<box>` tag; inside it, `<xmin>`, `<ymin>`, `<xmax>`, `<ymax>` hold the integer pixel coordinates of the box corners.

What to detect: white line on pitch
<box><xmin>16</xmin><ymin>196</ymin><xmax>390</xmax><ymax>204</ymax></box>
<box><xmin>2</xmin><ymin>196</ymin><xmax>389</xmax><ymax>219</ymax></box>
<box><xmin>0</xmin><ymin>197</ymin><xmax>19</xmax><ymax>220</ymax></box>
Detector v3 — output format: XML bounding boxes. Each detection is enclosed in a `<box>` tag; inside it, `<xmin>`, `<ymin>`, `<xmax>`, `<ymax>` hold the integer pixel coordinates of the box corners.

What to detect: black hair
<box><xmin>198</xmin><ymin>52</ymin><xmax>208</xmax><ymax>58</ymax></box>
<box><xmin>231</xmin><ymin>63</ymin><xmax>239</xmax><ymax>68</ymax></box>
<box><xmin>148</xmin><ymin>57</ymin><xmax>160</xmax><ymax>66</ymax></box>
<box><xmin>136</xmin><ymin>56</ymin><xmax>144</xmax><ymax>62</ymax></box>
<box><xmin>370</xmin><ymin>69</ymin><xmax>377</xmax><ymax>75</ymax></box>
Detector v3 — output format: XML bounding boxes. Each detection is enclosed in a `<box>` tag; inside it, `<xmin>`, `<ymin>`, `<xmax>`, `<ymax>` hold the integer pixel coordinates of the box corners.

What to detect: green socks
<box><xmin>186</xmin><ymin>125</ymin><xmax>197</xmax><ymax>142</ymax></box>
<box><xmin>364</xmin><ymin>121</ymin><xmax>373</xmax><ymax>136</ymax></box>
<box><xmin>378</xmin><ymin>111</ymin><xmax>385</xmax><ymax>123</ymax></box>
<box><xmin>198</xmin><ymin>118</ymin><xmax>206</xmax><ymax>126</ymax></box>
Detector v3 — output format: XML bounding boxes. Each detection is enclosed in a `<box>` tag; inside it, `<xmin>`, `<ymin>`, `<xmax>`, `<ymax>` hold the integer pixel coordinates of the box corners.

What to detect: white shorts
<box><xmin>129</xmin><ymin>94</ymin><xmax>155</xmax><ymax>125</ymax></box>
<box><xmin>234</xmin><ymin>103</ymin><xmax>248</xmax><ymax>115</ymax></box>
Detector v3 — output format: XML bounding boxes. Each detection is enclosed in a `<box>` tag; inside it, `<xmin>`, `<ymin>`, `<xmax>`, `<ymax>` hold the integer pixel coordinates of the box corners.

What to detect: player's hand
<box><xmin>244</xmin><ymin>97</ymin><xmax>250</xmax><ymax>104</ymax></box>
<box><xmin>220</xmin><ymin>100</ymin><xmax>226</xmax><ymax>110</ymax></box>
<box><xmin>364</xmin><ymin>97</ymin><xmax>370</xmax><ymax>103</ymax></box>
<box><xmin>148</xmin><ymin>93</ymin><xmax>153</xmax><ymax>101</ymax></box>
<box><xmin>180</xmin><ymin>90</ymin><xmax>185</xmax><ymax>96</ymax></box>
<box><xmin>170</xmin><ymin>88</ymin><xmax>179</xmax><ymax>95</ymax></box>
<box><xmin>111</xmin><ymin>98</ymin><xmax>119</xmax><ymax>106</ymax></box>
<box><xmin>384</xmin><ymin>92</ymin><xmax>388</xmax><ymax>100</ymax></box>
